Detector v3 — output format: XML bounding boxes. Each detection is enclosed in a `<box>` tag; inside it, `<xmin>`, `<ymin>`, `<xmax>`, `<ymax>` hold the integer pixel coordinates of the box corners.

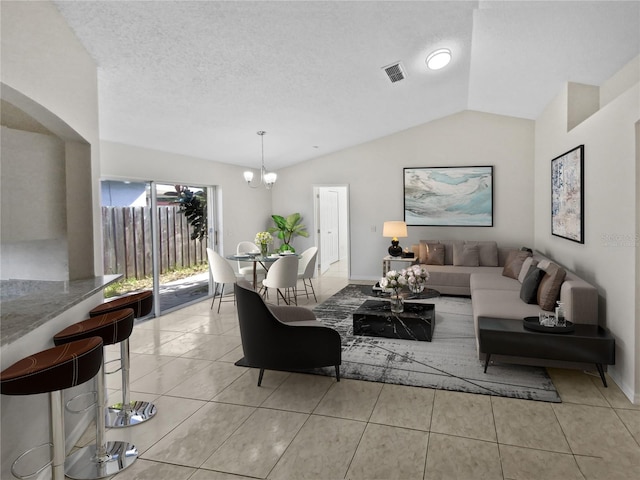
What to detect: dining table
<box><xmin>226</xmin><ymin>252</ymin><xmax>299</xmax><ymax>289</ymax></box>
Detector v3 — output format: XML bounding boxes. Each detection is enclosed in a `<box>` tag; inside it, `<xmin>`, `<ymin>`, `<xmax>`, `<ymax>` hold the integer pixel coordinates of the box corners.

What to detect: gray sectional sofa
<box><xmin>411</xmin><ymin>240</ymin><xmax>599</xmax><ymax>355</ymax></box>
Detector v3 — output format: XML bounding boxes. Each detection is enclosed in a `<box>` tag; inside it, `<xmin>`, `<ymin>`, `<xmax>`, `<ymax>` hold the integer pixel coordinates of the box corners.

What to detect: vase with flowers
<box><xmin>255</xmin><ymin>231</ymin><xmax>273</xmax><ymax>257</ymax></box>
<box><xmin>379</xmin><ymin>270</ymin><xmax>407</xmax><ymax>313</ymax></box>
<box><xmin>403</xmin><ymin>264</ymin><xmax>430</xmax><ymax>294</ymax></box>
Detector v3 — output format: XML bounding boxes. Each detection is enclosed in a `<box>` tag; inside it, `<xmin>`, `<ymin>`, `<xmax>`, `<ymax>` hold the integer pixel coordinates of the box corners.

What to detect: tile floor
<box><xmin>82</xmin><ymin>261</ymin><xmax>640</xmax><ymax>479</ymax></box>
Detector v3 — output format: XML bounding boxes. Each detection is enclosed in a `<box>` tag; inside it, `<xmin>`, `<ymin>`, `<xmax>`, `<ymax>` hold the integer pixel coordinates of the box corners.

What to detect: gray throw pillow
<box><xmin>519</xmin><ymin>266</ymin><xmax>545</xmax><ymax>304</ymax></box>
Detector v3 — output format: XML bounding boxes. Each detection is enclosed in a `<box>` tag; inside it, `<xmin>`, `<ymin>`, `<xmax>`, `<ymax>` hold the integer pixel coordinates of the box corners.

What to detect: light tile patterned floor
<box><xmin>85</xmin><ymin>261</ymin><xmax>640</xmax><ymax>479</ymax></box>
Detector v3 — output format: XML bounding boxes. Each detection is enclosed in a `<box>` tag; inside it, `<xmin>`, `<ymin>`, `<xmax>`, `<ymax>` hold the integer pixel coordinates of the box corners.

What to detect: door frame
<box><xmin>312</xmin><ymin>184</ymin><xmax>350</xmax><ymax>278</ymax></box>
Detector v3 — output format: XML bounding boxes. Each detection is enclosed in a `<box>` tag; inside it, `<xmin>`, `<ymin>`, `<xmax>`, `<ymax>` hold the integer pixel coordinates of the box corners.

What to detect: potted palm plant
<box><xmin>268</xmin><ymin>213</ymin><xmax>309</xmax><ymax>253</ymax></box>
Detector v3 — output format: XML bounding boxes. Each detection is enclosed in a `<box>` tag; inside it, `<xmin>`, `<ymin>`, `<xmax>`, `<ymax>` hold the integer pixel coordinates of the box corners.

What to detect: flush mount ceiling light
<box><xmin>426</xmin><ymin>48</ymin><xmax>451</xmax><ymax>70</ymax></box>
<box><xmin>243</xmin><ymin>131</ymin><xmax>277</xmax><ymax>189</ymax></box>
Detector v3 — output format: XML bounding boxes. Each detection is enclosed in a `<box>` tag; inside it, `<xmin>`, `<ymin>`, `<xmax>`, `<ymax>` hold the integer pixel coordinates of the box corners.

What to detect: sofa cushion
<box><xmin>426</xmin><ymin>244</ymin><xmax>445</xmax><ymax>265</ymax></box>
<box><xmin>519</xmin><ymin>266</ymin><xmax>545</xmax><ymax>304</ymax></box>
<box><xmin>518</xmin><ymin>257</ymin><xmax>539</xmax><ymax>283</ymax></box>
<box><xmin>471</xmin><ymin>241</ymin><xmax>499</xmax><ymax>266</ymax></box>
<box><xmin>502</xmin><ymin>250</ymin><xmax>532</xmax><ymax>279</ymax></box>
<box><xmin>453</xmin><ymin>243</ymin><xmax>480</xmax><ymax>266</ymax></box>
<box><xmin>470</xmin><ymin>271</ymin><xmax>521</xmax><ymax>292</ymax></box>
<box><xmin>419</xmin><ymin>241</ymin><xmax>439</xmax><ymax>263</ymax></box>
<box><xmin>537</xmin><ymin>262</ymin><xmax>566</xmax><ymax>311</ymax></box>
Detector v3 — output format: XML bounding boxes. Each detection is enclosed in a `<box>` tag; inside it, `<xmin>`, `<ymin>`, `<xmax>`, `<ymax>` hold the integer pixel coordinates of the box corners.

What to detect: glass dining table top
<box><xmin>226</xmin><ymin>252</ymin><xmax>299</xmax><ymax>262</ymax></box>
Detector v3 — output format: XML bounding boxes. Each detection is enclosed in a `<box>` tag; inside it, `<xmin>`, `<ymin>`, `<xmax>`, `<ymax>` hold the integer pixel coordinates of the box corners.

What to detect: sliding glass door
<box><xmin>100</xmin><ymin>180</ymin><xmax>213</xmax><ymax>315</ymax></box>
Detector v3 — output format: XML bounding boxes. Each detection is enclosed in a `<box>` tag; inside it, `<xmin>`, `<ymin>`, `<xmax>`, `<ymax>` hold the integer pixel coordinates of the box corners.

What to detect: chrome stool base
<box><xmin>64</xmin><ymin>441</ymin><xmax>138</xmax><ymax>480</ymax></box>
<box><xmin>106</xmin><ymin>400</ymin><xmax>157</xmax><ymax>427</ymax></box>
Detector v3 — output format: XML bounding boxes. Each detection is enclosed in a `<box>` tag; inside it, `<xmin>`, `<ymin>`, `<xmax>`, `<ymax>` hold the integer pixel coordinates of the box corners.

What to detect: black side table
<box><xmin>478</xmin><ymin>316</ymin><xmax>615</xmax><ymax>387</ymax></box>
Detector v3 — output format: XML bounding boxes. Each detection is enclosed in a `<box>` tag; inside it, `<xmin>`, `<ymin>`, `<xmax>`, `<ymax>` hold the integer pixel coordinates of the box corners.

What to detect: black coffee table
<box><xmin>478</xmin><ymin>316</ymin><xmax>615</xmax><ymax>387</ymax></box>
<box><xmin>353</xmin><ymin>300</ymin><xmax>436</xmax><ymax>342</ymax></box>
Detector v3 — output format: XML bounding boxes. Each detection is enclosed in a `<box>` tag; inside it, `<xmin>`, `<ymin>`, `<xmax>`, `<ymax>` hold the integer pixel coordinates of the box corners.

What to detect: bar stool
<box><xmin>1</xmin><ymin>337</ymin><xmax>104</xmax><ymax>480</ymax></box>
<box><xmin>88</xmin><ymin>290</ymin><xmax>156</xmax><ymax>427</ymax></box>
<box><xmin>53</xmin><ymin>309</ymin><xmax>139</xmax><ymax>479</ymax></box>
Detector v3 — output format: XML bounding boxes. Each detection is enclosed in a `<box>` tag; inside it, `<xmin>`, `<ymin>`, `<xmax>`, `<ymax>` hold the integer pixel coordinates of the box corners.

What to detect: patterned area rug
<box><xmin>311</xmin><ymin>284</ymin><xmax>560</xmax><ymax>402</ymax></box>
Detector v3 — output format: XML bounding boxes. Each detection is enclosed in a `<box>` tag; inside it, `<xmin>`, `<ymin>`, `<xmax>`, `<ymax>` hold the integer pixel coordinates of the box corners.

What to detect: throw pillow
<box><xmin>519</xmin><ymin>266</ymin><xmax>545</xmax><ymax>304</ymax></box>
<box><xmin>418</xmin><ymin>242</ymin><xmax>429</xmax><ymax>263</ymax></box>
<box><xmin>537</xmin><ymin>262</ymin><xmax>567</xmax><ymax>311</ymax></box>
<box><xmin>476</xmin><ymin>241</ymin><xmax>499</xmax><ymax>266</ymax></box>
<box><xmin>502</xmin><ymin>250</ymin><xmax>532</xmax><ymax>279</ymax></box>
<box><xmin>453</xmin><ymin>243</ymin><xmax>480</xmax><ymax>266</ymax></box>
<box><xmin>426</xmin><ymin>244</ymin><xmax>445</xmax><ymax>265</ymax></box>
<box><xmin>518</xmin><ymin>257</ymin><xmax>539</xmax><ymax>283</ymax></box>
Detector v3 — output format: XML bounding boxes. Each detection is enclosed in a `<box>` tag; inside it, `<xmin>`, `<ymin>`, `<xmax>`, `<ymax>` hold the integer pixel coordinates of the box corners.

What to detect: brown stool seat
<box><xmin>89</xmin><ymin>291</ymin><xmax>152</xmax><ymax>318</ymax></box>
<box><xmin>54</xmin><ymin>309</ymin><xmax>134</xmax><ymax>347</ymax></box>
<box><xmin>1</xmin><ymin>336</ymin><xmax>103</xmax><ymax>396</ymax></box>
<box><xmin>1</xmin><ymin>337</ymin><xmax>104</xmax><ymax>480</ymax></box>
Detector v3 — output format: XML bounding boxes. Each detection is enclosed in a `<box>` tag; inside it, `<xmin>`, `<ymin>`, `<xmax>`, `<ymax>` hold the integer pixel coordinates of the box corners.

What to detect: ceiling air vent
<box><xmin>382</xmin><ymin>62</ymin><xmax>406</xmax><ymax>83</ymax></box>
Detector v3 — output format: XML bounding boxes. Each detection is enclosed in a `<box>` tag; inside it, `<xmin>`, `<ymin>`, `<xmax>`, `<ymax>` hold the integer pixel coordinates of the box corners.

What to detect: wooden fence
<box><xmin>102</xmin><ymin>206</ymin><xmax>207</xmax><ymax>279</ymax></box>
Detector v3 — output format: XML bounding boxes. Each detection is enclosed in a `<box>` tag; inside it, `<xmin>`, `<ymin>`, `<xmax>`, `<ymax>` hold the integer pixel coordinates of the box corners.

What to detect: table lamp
<box><xmin>383</xmin><ymin>221</ymin><xmax>408</xmax><ymax>257</ymax></box>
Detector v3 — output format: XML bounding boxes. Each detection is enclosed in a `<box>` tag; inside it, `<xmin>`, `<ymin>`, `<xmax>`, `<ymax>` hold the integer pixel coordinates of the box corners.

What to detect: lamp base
<box><xmin>388</xmin><ymin>240</ymin><xmax>403</xmax><ymax>257</ymax></box>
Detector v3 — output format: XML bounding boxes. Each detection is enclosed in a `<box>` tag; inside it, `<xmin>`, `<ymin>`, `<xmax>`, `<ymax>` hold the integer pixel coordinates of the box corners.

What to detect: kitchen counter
<box><xmin>0</xmin><ymin>275</ymin><xmax>122</xmax><ymax>347</ymax></box>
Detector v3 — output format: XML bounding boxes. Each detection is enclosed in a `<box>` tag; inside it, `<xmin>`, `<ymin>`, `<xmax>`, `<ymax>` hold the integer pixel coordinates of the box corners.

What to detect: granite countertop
<box><xmin>0</xmin><ymin>275</ymin><xmax>122</xmax><ymax>346</ymax></box>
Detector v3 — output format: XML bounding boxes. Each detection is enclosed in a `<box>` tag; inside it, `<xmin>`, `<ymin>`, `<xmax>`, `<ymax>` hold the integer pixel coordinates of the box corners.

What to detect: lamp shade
<box><xmin>382</xmin><ymin>221</ymin><xmax>408</xmax><ymax>239</ymax></box>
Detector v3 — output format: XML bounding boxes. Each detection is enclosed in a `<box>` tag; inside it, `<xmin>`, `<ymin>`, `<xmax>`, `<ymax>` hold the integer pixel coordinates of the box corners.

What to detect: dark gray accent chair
<box><xmin>234</xmin><ymin>280</ymin><xmax>341</xmax><ymax>386</ymax></box>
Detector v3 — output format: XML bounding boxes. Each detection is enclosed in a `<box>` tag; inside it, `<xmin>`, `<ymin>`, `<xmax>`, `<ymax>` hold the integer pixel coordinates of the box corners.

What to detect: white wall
<box><xmin>1</xmin><ymin>0</ymin><xmax>101</xmax><ymax>274</ymax></box>
<box><xmin>0</xmin><ymin>2</ymin><xmax>102</xmax><ymax>476</ymax></box>
<box><xmin>100</xmin><ymin>141</ymin><xmax>273</xmax><ymax>259</ymax></box>
<box><xmin>273</xmin><ymin>110</ymin><xmax>535</xmax><ymax>280</ymax></box>
<box><xmin>534</xmin><ymin>56</ymin><xmax>640</xmax><ymax>403</ymax></box>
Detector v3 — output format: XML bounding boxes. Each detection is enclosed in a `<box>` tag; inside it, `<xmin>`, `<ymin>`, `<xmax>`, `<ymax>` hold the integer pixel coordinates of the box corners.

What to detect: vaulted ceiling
<box><xmin>52</xmin><ymin>1</ymin><xmax>640</xmax><ymax>170</ymax></box>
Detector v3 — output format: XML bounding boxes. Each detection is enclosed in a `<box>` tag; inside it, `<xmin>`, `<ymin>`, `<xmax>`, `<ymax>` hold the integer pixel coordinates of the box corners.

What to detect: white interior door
<box><xmin>319</xmin><ymin>188</ymin><xmax>339</xmax><ymax>274</ymax></box>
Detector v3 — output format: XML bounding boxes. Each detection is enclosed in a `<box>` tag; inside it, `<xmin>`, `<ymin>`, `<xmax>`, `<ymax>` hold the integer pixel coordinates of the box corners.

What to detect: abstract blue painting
<box><xmin>404</xmin><ymin>166</ymin><xmax>493</xmax><ymax>226</ymax></box>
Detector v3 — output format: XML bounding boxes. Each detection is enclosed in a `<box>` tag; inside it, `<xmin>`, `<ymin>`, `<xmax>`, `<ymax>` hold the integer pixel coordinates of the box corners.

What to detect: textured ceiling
<box><xmin>52</xmin><ymin>1</ymin><xmax>640</xmax><ymax>170</ymax></box>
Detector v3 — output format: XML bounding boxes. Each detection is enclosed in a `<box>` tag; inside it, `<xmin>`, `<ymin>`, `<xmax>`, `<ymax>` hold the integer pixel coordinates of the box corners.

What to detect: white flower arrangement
<box><xmin>402</xmin><ymin>264</ymin><xmax>430</xmax><ymax>291</ymax></box>
<box><xmin>379</xmin><ymin>270</ymin><xmax>407</xmax><ymax>294</ymax></box>
<box><xmin>380</xmin><ymin>265</ymin><xmax>429</xmax><ymax>294</ymax></box>
<box><xmin>254</xmin><ymin>231</ymin><xmax>273</xmax><ymax>246</ymax></box>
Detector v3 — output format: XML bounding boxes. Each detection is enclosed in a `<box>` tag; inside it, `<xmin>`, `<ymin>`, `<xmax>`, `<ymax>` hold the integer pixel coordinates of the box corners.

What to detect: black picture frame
<box><xmin>551</xmin><ymin>145</ymin><xmax>584</xmax><ymax>244</ymax></box>
<box><xmin>403</xmin><ymin>166</ymin><xmax>494</xmax><ymax>226</ymax></box>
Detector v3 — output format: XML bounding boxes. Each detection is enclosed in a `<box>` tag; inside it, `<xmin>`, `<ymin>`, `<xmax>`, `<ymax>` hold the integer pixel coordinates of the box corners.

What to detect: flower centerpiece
<box><xmin>380</xmin><ymin>270</ymin><xmax>407</xmax><ymax>313</ymax></box>
<box><xmin>254</xmin><ymin>231</ymin><xmax>273</xmax><ymax>256</ymax></box>
<box><xmin>403</xmin><ymin>264</ymin><xmax>430</xmax><ymax>294</ymax></box>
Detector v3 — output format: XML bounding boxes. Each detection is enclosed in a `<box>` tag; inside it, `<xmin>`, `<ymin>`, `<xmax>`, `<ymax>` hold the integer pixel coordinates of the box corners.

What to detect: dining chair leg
<box><xmin>335</xmin><ymin>365</ymin><xmax>340</xmax><ymax>382</ymax></box>
<box><xmin>210</xmin><ymin>282</ymin><xmax>218</xmax><ymax>309</ymax></box>
<box><xmin>306</xmin><ymin>278</ymin><xmax>317</xmax><ymax>302</ymax></box>
<box><xmin>257</xmin><ymin>368</ymin><xmax>265</xmax><ymax>387</ymax></box>
<box><xmin>217</xmin><ymin>283</ymin><xmax>225</xmax><ymax>313</ymax></box>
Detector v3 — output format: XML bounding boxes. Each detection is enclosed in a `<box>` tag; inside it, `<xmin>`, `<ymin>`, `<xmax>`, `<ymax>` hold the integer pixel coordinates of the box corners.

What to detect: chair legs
<box><xmin>302</xmin><ymin>278</ymin><xmax>317</xmax><ymax>302</ymax></box>
<box><xmin>335</xmin><ymin>365</ymin><xmax>340</xmax><ymax>382</ymax></box>
<box><xmin>64</xmin><ymin>363</ymin><xmax>138</xmax><ymax>479</ymax></box>
<box><xmin>257</xmin><ymin>369</ymin><xmax>265</xmax><ymax>387</ymax></box>
<box><xmin>211</xmin><ymin>282</ymin><xmax>236</xmax><ymax>313</ymax></box>
<box><xmin>106</xmin><ymin>338</ymin><xmax>157</xmax><ymax>428</ymax></box>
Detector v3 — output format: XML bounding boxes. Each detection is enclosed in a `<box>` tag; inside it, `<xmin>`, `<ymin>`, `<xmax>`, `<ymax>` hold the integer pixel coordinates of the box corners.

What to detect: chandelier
<box><xmin>243</xmin><ymin>131</ymin><xmax>277</xmax><ymax>189</ymax></box>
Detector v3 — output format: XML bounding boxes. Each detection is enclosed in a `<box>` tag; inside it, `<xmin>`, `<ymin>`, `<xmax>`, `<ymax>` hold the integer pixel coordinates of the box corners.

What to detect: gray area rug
<box><xmin>311</xmin><ymin>284</ymin><xmax>560</xmax><ymax>402</ymax></box>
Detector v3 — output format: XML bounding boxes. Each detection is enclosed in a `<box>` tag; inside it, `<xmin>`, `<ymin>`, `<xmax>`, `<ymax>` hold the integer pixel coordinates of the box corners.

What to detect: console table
<box><xmin>478</xmin><ymin>316</ymin><xmax>615</xmax><ymax>387</ymax></box>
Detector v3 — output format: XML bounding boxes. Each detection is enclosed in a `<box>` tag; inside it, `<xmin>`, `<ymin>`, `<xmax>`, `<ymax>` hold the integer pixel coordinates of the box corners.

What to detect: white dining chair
<box><xmin>236</xmin><ymin>241</ymin><xmax>266</xmax><ymax>280</ymax></box>
<box><xmin>207</xmin><ymin>247</ymin><xmax>240</xmax><ymax>313</ymax></box>
<box><xmin>297</xmin><ymin>246</ymin><xmax>318</xmax><ymax>302</ymax></box>
<box><xmin>262</xmin><ymin>255</ymin><xmax>299</xmax><ymax>305</ymax></box>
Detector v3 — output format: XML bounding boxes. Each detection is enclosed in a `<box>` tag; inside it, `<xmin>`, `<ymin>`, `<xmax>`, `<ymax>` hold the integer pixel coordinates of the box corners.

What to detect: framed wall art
<box><xmin>403</xmin><ymin>166</ymin><xmax>494</xmax><ymax>226</ymax></box>
<box><xmin>551</xmin><ymin>145</ymin><xmax>584</xmax><ymax>243</ymax></box>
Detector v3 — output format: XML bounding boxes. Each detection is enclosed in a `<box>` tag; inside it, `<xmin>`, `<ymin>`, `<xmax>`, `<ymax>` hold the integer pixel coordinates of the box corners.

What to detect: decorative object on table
<box><xmin>401</xmin><ymin>248</ymin><xmax>414</xmax><ymax>258</ymax></box>
<box><xmin>403</xmin><ymin>264</ymin><xmax>430</xmax><ymax>294</ymax></box>
<box><xmin>523</xmin><ymin>316</ymin><xmax>575</xmax><ymax>334</ymax></box>
<box><xmin>403</xmin><ymin>166</ymin><xmax>494</xmax><ymax>226</ymax></box>
<box><xmin>243</xmin><ymin>131</ymin><xmax>277</xmax><ymax>189</ymax></box>
<box><xmin>379</xmin><ymin>269</ymin><xmax>407</xmax><ymax>313</ymax></box>
<box><xmin>551</xmin><ymin>145</ymin><xmax>584</xmax><ymax>243</ymax></box>
<box><xmin>255</xmin><ymin>231</ymin><xmax>273</xmax><ymax>256</ymax></box>
<box><xmin>382</xmin><ymin>220</ymin><xmax>408</xmax><ymax>257</ymax></box>
<box><xmin>268</xmin><ymin>213</ymin><xmax>309</xmax><ymax>253</ymax></box>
